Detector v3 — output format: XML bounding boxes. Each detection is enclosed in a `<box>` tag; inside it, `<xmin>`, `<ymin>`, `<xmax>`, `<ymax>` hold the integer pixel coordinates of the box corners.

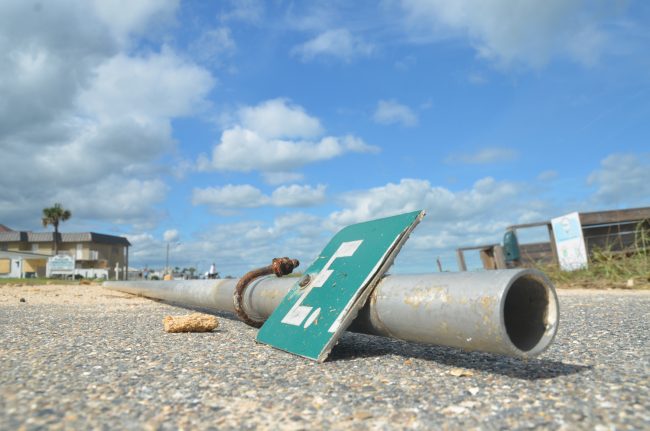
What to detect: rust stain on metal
<box><xmin>234</xmin><ymin>257</ymin><xmax>299</xmax><ymax>328</ymax></box>
<box><xmin>479</xmin><ymin>296</ymin><xmax>496</xmax><ymax>311</ymax></box>
<box><xmin>403</xmin><ymin>285</ymin><xmax>449</xmax><ymax>308</ymax></box>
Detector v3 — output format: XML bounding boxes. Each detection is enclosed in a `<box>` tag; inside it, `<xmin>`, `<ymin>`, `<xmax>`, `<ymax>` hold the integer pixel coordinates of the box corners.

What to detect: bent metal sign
<box><xmin>256</xmin><ymin>210</ymin><xmax>424</xmax><ymax>362</ymax></box>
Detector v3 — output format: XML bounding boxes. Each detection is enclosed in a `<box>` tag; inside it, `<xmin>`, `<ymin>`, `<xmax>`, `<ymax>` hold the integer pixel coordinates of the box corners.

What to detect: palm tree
<box><xmin>42</xmin><ymin>203</ymin><xmax>72</xmax><ymax>255</ymax></box>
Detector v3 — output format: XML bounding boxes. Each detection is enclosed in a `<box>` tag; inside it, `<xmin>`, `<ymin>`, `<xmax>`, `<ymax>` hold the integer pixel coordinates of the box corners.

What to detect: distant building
<box><xmin>0</xmin><ymin>226</ymin><xmax>130</xmax><ymax>279</ymax></box>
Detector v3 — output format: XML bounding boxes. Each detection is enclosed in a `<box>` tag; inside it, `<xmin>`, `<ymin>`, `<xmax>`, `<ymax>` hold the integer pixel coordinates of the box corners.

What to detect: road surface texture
<box><xmin>1</xmin><ymin>283</ymin><xmax>648</xmax><ymax>430</ymax></box>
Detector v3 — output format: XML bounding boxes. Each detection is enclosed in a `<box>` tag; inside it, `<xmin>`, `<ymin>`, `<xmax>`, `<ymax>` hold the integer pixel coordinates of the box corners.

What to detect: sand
<box><xmin>0</xmin><ymin>283</ymin><xmax>150</xmax><ymax>306</ymax></box>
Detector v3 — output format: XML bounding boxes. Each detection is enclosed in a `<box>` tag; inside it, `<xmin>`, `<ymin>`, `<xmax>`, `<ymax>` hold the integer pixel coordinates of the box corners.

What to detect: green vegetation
<box><xmin>540</xmin><ymin>253</ymin><xmax>649</xmax><ymax>289</ymax></box>
<box><xmin>538</xmin><ymin>221</ymin><xmax>650</xmax><ymax>289</ymax></box>
<box><xmin>42</xmin><ymin>203</ymin><xmax>72</xmax><ymax>255</ymax></box>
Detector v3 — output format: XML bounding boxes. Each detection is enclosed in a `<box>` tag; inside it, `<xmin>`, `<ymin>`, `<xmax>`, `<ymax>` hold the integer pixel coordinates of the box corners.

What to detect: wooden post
<box><xmin>547</xmin><ymin>223</ymin><xmax>560</xmax><ymax>266</ymax></box>
<box><xmin>479</xmin><ymin>247</ymin><xmax>495</xmax><ymax>270</ymax></box>
<box><xmin>493</xmin><ymin>245</ymin><xmax>507</xmax><ymax>269</ymax></box>
<box><xmin>456</xmin><ymin>249</ymin><xmax>467</xmax><ymax>271</ymax></box>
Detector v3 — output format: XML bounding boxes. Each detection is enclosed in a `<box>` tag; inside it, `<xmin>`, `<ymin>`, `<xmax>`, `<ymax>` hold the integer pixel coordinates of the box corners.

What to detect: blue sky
<box><xmin>1</xmin><ymin>0</ymin><xmax>649</xmax><ymax>275</ymax></box>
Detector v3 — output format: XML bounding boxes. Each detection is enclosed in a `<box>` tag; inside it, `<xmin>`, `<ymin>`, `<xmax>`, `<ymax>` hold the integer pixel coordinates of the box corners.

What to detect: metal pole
<box><xmin>125</xmin><ymin>246</ymin><xmax>129</xmax><ymax>281</ymax></box>
<box><xmin>165</xmin><ymin>243</ymin><xmax>169</xmax><ymax>275</ymax></box>
<box><xmin>104</xmin><ymin>269</ymin><xmax>559</xmax><ymax>359</ymax></box>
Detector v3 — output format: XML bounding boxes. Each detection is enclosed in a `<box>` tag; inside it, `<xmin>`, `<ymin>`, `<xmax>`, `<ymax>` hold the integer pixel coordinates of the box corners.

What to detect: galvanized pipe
<box><xmin>104</xmin><ymin>269</ymin><xmax>559</xmax><ymax>358</ymax></box>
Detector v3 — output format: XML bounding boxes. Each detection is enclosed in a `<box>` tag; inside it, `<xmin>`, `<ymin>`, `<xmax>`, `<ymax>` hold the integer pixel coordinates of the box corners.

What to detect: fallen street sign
<box><xmin>256</xmin><ymin>210</ymin><xmax>425</xmax><ymax>362</ymax></box>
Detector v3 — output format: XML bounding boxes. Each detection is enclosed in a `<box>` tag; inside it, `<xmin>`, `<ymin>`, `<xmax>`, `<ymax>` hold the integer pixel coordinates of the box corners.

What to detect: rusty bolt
<box><xmin>299</xmin><ymin>274</ymin><xmax>311</xmax><ymax>288</ymax></box>
<box><xmin>271</xmin><ymin>257</ymin><xmax>300</xmax><ymax>277</ymax></box>
<box><xmin>234</xmin><ymin>257</ymin><xmax>300</xmax><ymax>328</ymax></box>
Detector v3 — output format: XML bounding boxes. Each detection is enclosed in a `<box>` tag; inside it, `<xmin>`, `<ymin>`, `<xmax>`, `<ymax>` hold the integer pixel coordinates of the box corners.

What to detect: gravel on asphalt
<box><xmin>1</xmin><ymin>284</ymin><xmax>648</xmax><ymax>430</ymax></box>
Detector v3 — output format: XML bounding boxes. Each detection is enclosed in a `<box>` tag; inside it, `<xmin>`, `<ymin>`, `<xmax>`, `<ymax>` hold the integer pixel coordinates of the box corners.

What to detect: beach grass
<box><xmin>538</xmin><ymin>221</ymin><xmax>650</xmax><ymax>289</ymax></box>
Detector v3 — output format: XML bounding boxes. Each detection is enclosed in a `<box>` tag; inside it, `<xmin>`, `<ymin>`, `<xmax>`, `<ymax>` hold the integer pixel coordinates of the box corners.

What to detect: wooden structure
<box><xmin>457</xmin><ymin>206</ymin><xmax>650</xmax><ymax>271</ymax></box>
<box><xmin>505</xmin><ymin>221</ymin><xmax>558</xmax><ymax>266</ymax></box>
<box><xmin>456</xmin><ymin>244</ymin><xmax>507</xmax><ymax>272</ymax></box>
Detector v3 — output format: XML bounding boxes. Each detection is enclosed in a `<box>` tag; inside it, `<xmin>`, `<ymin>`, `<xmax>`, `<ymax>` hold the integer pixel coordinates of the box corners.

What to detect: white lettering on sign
<box><xmin>327</xmin><ymin>234</ymin><xmax>401</xmax><ymax>333</ymax></box>
<box><xmin>281</xmin><ymin>240</ymin><xmax>363</xmax><ymax>327</ymax></box>
<box><xmin>303</xmin><ymin>307</ymin><xmax>321</xmax><ymax>328</ymax></box>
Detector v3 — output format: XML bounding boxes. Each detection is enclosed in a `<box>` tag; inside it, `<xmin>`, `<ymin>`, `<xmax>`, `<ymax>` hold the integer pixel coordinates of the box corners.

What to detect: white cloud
<box><xmin>192</xmin><ymin>184</ymin><xmax>326</xmax><ymax>213</ymax></box>
<box><xmin>198</xmin><ymin>99</ymin><xmax>378</xmax><ymax>173</ymax></box>
<box><xmin>92</xmin><ymin>0</ymin><xmax>179</xmax><ymax>45</ymax></box>
<box><xmin>0</xmin><ymin>0</ymin><xmax>215</xmax><ymax>229</ymax></box>
<box><xmin>238</xmin><ymin>98</ymin><xmax>323</xmax><ymax>139</ymax></box>
<box><xmin>163</xmin><ymin>229</ymin><xmax>179</xmax><ymax>242</ymax></box>
<box><xmin>329</xmin><ymin>177</ymin><xmax>520</xmax><ymax>226</ymax></box>
<box><xmin>273</xmin><ymin>212</ymin><xmax>323</xmax><ymax>236</ymax></box>
<box><xmin>291</xmin><ymin>28</ymin><xmax>375</xmax><ymax>62</ymax></box>
<box><xmin>126</xmin><ymin>231</ymin><xmax>190</xmax><ymax>270</ymax></box>
<box><xmin>110</xmin><ymin>172</ymin><xmax>556</xmax><ymax>275</ymax></box>
<box><xmin>565</xmin><ymin>24</ymin><xmax>606</xmax><ymax>67</ymax></box>
<box><xmin>327</xmin><ymin>177</ymin><xmax>536</xmax><ymax>273</ymax></box>
<box><xmin>189</xmin><ymin>27</ymin><xmax>236</xmax><ymax>65</ymax></box>
<box><xmin>62</xmin><ymin>177</ymin><xmax>167</xmax><ymax>218</ymax></box>
<box><xmin>394</xmin><ymin>55</ymin><xmax>417</xmax><ymax>71</ymax></box>
<box><xmin>127</xmin><ymin>211</ymin><xmax>329</xmax><ymax>276</ymax></box>
<box><xmin>588</xmin><ymin>153</ymin><xmax>650</xmax><ymax>206</ymax></box>
<box><xmin>23</xmin><ymin>176</ymin><xmax>170</xmax><ymax>229</ymax></box>
<box><xmin>270</xmin><ymin>184</ymin><xmax>326</xmax><ymax>207</ymax></box>
<box><xmin>537</xmin><ymin>170</ymin><xmax>558</xmax><ymax>181</ymax></box>
<box><xmin>446</xmin><ymin>147</ymin><xmax>518</xmax><ymax>164</ymax></box>
<box><xmin>204</xmin><ymin>128</ymin><xmax>377</xmax><ymax>172</ymax></box>
<box><xmin>192</xmin><ymin>184</ymin><xmax>269</xmax><ymax>209</ymax></box>
<box><xmin>0</xmin><ymin>176</ymin><xmax>167</xmax><ymax>231</ymax></box>
<box><xmin>125</xmin><ymin>232</ymin><xmax>159</xmax><ymax>264</ymax></box>
<box><xmin>78</xmin><ymin>48</ymin><xmax>214</xmax><ymax>120</ymax></box>
<box><xmin>373</xmin><ymin>99</ymin><xmax>418</xmax><ymax>127</ymax></box>
<box><xmin>0</xmin><ymin>2</ymin><xmax>112</xmax><ymax>138</ymax></box>
<box><xmin>131</xmin><ymin>175</ymin><xmax>551</xmax><ymax>275</ymax></box>
<box><xmin>399</xmin><ymin>0</ymin><xmax>612</xmax><ymax>67</ymax></box>
<box><xmin>262</xmin><ymin>172</ymin><xmax>305</xmax><ymax>185</ymax></box>
<box><xmin>219</xmin><ymin>0</ymin><xmax>265</xmax><ymax>24</ymax></box>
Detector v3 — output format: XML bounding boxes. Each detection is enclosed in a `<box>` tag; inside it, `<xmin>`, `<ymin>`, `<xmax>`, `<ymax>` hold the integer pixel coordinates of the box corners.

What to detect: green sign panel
<box><xmin>256</xmin><ymin>210</ymin><xmax>424</xmax><ymax>362</ymax></box>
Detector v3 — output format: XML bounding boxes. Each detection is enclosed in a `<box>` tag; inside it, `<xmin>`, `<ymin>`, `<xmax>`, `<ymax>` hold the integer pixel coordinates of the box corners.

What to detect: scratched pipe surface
<box><xmin>104</xmin><ymin>269</ymin><xmax>559</xmax><ymax>358</ymax></box>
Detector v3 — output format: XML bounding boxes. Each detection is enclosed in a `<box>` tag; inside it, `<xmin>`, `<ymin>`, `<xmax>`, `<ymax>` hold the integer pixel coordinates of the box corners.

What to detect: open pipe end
<box><xmin>502</xmin><ymin>270</ymin><xmax>559</xmax><ymax>357</ymax></box>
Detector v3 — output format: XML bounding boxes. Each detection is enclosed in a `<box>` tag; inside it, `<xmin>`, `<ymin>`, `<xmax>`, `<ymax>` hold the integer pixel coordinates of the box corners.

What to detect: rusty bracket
<box><xmin>233</xmin><ymin>257</ymin><xmax>299</xmax><ymax>328</ymax></box>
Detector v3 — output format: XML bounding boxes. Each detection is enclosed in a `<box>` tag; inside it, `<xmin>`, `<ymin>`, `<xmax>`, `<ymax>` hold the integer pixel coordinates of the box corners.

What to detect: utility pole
<box><xmin>105</xmin><ymin>269</ymin><xmax>559</xmax><ymax>359</ymax></box>
<box><xmin>165</xmin><ymin>242</ymin><xmax>181</xmax><ymax>275</ymax></box>
<box><xmin>165</xmin><ymin>242</ymin><xmax>170</xmax><ymax>275</ymax></box>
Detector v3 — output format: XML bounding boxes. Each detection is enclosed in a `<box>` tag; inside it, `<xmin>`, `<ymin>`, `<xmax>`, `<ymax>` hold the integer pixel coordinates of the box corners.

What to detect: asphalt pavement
<box><xmin>1</xmin><ymin>286</ymin><xmax>648</xmax><ymax>430</ymax></box>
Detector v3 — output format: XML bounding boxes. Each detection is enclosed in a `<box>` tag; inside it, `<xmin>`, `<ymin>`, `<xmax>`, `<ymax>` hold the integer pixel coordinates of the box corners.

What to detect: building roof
<box><xmin>0</xmin><ymin>224</ymin><xmax>14</xmax><ymax>232</ymax></box>
<box><xmin>0</xmin><ymin>231</ymin><xmax>26</xmax><ymax>242</ymax></box>
<box><xmin>0</xmin><ymin>250</ymin><xmax>53</xmax><ymax>259</ymax></box>
<box><xmin>0</xmin><ymin>228</ymin><xmax>130</xmax><ymax>246</ymax></box>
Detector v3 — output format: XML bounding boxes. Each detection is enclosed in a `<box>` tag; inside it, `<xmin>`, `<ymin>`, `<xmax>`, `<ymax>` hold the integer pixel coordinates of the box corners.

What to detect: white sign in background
<box><xmin>47</xmin><ymin>254</ymin><xmax>75</xmax><ymax>275</ymax></box>
<box><xmin>551</xmin><ymin>212</ymin><xmax>588</xmax><ymax>271</ymax></box>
